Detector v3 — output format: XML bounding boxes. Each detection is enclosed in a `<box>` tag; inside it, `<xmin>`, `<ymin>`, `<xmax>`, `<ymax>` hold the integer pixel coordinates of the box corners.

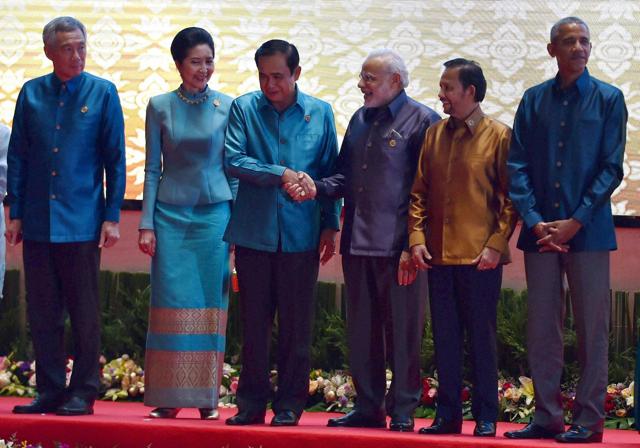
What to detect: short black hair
<box><xmin>170</xmin><ymin>27</ymin><xmax>215</xmax><ymax>63</ymax></box>
<box><xmin>254</xmin><ymin>39</ymin><xmax>299</xmax><ymax>74</ymax></box>
<box><xmin>443</xmin><ymin>58</ymin><xmax>487</xmax><ymax>102</ymax></box>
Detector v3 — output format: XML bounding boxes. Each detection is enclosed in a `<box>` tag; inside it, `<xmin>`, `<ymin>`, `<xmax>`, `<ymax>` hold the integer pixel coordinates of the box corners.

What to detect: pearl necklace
<box><xmin>176</xmin><ymin>88</ymin><xmax>209</xmax><ymax>105</ymax></box>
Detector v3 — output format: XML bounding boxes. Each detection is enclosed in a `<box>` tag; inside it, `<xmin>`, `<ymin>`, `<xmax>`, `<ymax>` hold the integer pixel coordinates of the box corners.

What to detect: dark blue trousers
<box><xmin>23</xmin><ymin>240</ymin><xmax>101</xmax><ymax>401</ymax></box>
<box><xmin>428</xmin><ymin>264</ymin><xmax>502</xmax><ymax>423</ymax></box>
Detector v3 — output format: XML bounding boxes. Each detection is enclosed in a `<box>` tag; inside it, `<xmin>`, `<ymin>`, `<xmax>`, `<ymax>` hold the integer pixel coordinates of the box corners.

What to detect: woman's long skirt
<box><xmin>144</xmin><ymin>200</ymin><xmax>230</xmax><ymax>408</ymax></box>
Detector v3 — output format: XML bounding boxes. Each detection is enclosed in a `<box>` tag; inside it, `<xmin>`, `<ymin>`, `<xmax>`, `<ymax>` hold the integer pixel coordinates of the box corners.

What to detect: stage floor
<box><xmin>0</xmin><ymin>397</ymin><xmax>638</xmax><ymax>447</ymax></box>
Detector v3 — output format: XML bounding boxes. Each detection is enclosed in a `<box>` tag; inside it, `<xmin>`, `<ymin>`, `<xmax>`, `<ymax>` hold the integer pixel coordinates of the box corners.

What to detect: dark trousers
<box><xmin>234</xmin><ymin>246</ymin><xmax>319</xmax><ymax>416</ymax></box>
<box><xmin>428</xmin><ymin>264</ymin><xmax>502</xmax><ymax>423</ymax></box>
<box><xmin>342</xmin><ymin>254</ymin><xmax>427</xmax><ymax>419</ymax></box>
<box><xmin>525</xmin><ymin>251</ymin><xmax>610</xmax><ymax>433</ymax></box>
<box><xmin>23</xmin><ymin>240</ymin><xmax>101</xmax><ymax>401</ymax></box>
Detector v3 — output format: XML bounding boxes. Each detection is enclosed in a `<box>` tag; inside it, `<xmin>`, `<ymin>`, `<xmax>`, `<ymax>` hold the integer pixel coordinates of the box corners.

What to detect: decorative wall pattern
<box><xmin>1</xmin><ymin>0</ymin><xmax>638</xmax><ymax>213</ymax></box>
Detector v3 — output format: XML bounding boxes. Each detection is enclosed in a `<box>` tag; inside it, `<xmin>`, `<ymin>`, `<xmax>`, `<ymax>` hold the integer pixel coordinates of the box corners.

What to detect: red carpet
<box><xmin>0</xmin><ymin>397</ymin><xmax>637</xmax><ymax>447</ymax></box>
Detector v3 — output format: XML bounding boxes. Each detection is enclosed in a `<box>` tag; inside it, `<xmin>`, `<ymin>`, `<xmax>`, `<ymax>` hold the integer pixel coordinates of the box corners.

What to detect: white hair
<box><xmin>364</xmin><ymin>49</ymin><xmax>409</xmax><ymax>88</ymax></box>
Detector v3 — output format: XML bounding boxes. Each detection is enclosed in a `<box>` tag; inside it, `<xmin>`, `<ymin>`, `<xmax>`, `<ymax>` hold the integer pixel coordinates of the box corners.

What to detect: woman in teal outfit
<box><xmin>138</xmin><ymin>27</ymin><xmax>235</xmax><ymax>420</ymax></box>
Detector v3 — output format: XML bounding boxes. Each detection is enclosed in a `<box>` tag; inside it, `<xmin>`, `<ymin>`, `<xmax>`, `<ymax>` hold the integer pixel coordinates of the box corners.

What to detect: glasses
<box><xmin>359</xmin><ymin>72</ymin><xmax>379</xmax><ymax>84</ymax></box>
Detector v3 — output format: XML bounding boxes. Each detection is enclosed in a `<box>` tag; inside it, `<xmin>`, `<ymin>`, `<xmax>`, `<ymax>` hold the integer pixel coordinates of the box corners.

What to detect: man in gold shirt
<box><xmin>408</xmin><ymin>58</ymin><xmax>517</xmax><ymax>437</ymax></box>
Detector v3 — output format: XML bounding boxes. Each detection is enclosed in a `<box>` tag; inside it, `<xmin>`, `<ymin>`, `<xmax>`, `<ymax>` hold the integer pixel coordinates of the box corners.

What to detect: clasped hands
<box><xmin>282</xmin><ymin>168</ymin><xmax>316</xmax><ymax>203</ymax></box>
<box><xmin>533</xmin><ymin>218</ymin><xmax>581</xmax><ymax>253</ymax></box>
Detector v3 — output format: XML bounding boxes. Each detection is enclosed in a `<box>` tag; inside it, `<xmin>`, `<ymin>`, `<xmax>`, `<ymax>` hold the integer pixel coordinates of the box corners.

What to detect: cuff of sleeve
<box><xmin>408</xmin><ymin>231</ymin><xmax>426</xmax><ymax>248</ymax></box>
<box><xmin>315</xmin><ymin>180</ymin><xmax>327</xmax><ymax>197</ymax></box>
<box><xmin>104</xmin><ymin>207</ymin><xmax>120</xmax><ymax>223</ymax></box>
<box><xmin>9</xmin><ymin>204</ymin><xmax>22</xmax><ymax>220</ymax></box>
<box><xmin>522</xmin><ymin>210</ymin><xmax>543</xmax><ymax>229</ymax></box>
<box><xmin>572</xmin><ymin>206</ymin><xmax>590</xmax><ymax>226</ymax></box>
<box><xmin>321</xmin><ymin>213</ymin><xmax>340</xmax><ymax>231</ymax></box>
<box><xmin>485</xmin><ymin>233</ymin><xmax>509</xmax><ymax>255</ymax></box>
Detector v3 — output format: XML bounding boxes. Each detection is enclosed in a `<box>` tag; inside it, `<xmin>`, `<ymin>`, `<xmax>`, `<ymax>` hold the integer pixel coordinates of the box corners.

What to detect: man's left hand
<box><xmin>397</xmin><ymin>250</ymin><xmax>417</xmax><ymax>286</ymax></box>
<box><xmin>318</xmin><ymin>228</ymin><xmax>337</xmax><ymax>265</ymax></box>
<box><xmin>471</xmin><ymin>247</ymin><xmax>501</xmax><ymax>271</ymax></box>
<box><xmin>536</xmin><ymin>218</ymin><xmax>581</xmax><ymax>252</ymax></box>
<box><xmin>99</xmin><ymin>221</ymin><xmax>120</xmax><ymax>248</ymax></box>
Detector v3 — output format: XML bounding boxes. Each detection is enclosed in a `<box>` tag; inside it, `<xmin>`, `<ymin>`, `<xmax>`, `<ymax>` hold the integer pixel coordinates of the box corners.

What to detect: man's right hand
<box><xmin>282</xmin><ymin>170</ymin><xmax>317</xmax><ymax>202</ymax></box>
<box><xmin>411</xmin><ymin>244</ymin><xmax>432</xmax><ymax>270</ymax></box>
<box><xmin>5</xmin><ymin>219</ymin><xmax>22</xmax><ymax>246</ymax></box>
<box><xmin>138</xmin><ymin>229</ymin><xmax>156</xmax><ymax>256</ymax></box>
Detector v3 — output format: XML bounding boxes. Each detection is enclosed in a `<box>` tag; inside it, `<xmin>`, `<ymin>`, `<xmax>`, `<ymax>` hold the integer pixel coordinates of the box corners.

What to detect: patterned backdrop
<box><xmin>0</xmin><ymin>0</ymin><xmax>638</xmax><ymax>213</ymax></box>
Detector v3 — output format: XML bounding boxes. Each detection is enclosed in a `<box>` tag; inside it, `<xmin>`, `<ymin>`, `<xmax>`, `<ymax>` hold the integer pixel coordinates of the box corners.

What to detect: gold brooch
<box><xmin>389</xmin><ymin>139</ymin><xmax>397</xmax><ymax>147</ymax></box>
<box><xmin>213</xmin><ymin>99</ymin><xmax>220</xmax><ymax>107</ymax></box>
<box><xmin>81</xmin><ymin>105</ymin><xmax>89</xmax><ymax>113</ymax></box>
<box><xmin>304</xmin><ymin>115</ymin><xmax>311</xmax><ymax>122</ymax></box>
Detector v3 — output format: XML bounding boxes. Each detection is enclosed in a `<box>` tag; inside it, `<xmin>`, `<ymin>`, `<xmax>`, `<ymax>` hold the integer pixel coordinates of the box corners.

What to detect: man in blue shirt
<box><xmin>289</xmin><ymin>49</ymin><xmax>439</xmax><ymax>432</ymax></box>
<box><xmin>505</xmin><ymin>17</ymin><xmax>626</xmax><ymax>444</ymax></box>
<box><xmin>7</xmin><ymin>17</ymin><xmax>126</xmax><ymax>416</ymax></box>
<box><xmin>224</xmin><ymin>39</ymin><xmax>340</xmax><ymax>427</ymax></box>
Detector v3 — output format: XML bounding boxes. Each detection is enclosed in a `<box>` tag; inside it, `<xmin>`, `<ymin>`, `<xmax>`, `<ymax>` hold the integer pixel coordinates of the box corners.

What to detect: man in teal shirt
<box><xmin>7</xmin><ymin>17</ymin><xmax>125</xmax><ymax>416</ymax></box>
<box><xmin>224</xmin><ymin>39</ymin><xmax>340</xmax><ymax>427</ymax></box>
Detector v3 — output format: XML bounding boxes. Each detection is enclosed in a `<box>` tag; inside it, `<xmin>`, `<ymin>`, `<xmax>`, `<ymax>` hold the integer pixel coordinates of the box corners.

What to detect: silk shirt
<box><xmin>408</xmin><ymin>107</ymin><xmax>517</xmax><ymax>265</ymax></box>
<box><xmin>224</xmin><ymin>89</ymin><xmax>340</xmax><ymax>253</ymax></box>
<box><xmin>7</xmin><ymin>72</ymin><xmax>126</xmax><ymax>242</ymax></box>
<box><xmin>316</xmin><ymin>90</ymin><xmax>440</xmax><ymax>257</ymax></box>
<box><xmin>140</xmin><ymin>86</ymin><xmax>235</xmax><ymax>230</ymax></box>
<box><xmin>508</xmin><ymin>69</ymin><xmax>626</xmax><ymax>252</ymax></box>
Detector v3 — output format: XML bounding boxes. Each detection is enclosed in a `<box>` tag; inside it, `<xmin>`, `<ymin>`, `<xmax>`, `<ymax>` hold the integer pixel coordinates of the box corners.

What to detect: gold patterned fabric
<box><xmin>408</xmin><ymin>107</ymin><xmax>518</xmax><ymax>265</ymax></box>
<box><xmin>148</xmin><ymin>308</ymin><xmax>227</xmax><ymax>335</ymax></box>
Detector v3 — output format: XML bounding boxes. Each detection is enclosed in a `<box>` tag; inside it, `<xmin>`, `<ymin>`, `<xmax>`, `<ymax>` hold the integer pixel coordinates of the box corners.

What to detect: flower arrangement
<box><xmin>0</xmin><ymin>353</ymin><xmax>635</xmax><ymax>428</ymax></box>
<box><xmin>100</xmin><ymin>355</ymin><xmax>144</xmax><ymax>401</ymax></box>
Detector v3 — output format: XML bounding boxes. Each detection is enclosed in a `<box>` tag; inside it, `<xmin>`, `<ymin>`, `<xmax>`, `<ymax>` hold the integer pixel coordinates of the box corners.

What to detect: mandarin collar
<box><xmin>446</xmin><ymin>105</ymin><xmax>484</xmax><ymax>135</ymax></box>
<box><xmin>552</xmin><ymin>67</ymin><xmax>592</xmax><ymax>96</ymax></box>
<box><xmin>52</xmin><ymin>72</ymin><xmax>84</xmax><ymax>93</ymax></box>
<box><xmin>258</xmin><ymin>85</ymin><xmax>306</xmax><ymax>115</ymax></box>
<box><xmin>363</xmin><ymin>89</ymin><xmax>407</xmax><ymax>122</ymax></box>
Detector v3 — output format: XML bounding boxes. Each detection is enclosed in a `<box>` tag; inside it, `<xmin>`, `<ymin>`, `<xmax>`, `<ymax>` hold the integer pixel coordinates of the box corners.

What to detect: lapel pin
<box><xmin>213</xmin><ymin>98</ymin><xmax>220</xmax><ymax>107</ymax></box>
<box><xmin>81</xmin><ymin>105</ymin><xmax>89</xmax><ymax>113</ymax></box>
<box><xmin>304</xmin><ymin>115</ymin><xmax>311</xmax><ymax>122</ymax></box>
<box><xmin>389</xmin><ymin>139</ymin><xmax>397</xmax><ymax>147</ymax></box>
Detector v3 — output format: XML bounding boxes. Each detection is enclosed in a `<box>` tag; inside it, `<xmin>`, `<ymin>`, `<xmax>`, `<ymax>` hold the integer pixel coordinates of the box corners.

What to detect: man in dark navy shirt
<box><xmin>287</xmin><ymin>49</ymin><xmax>439</xmax><ymax>432</ymax></box>
<box><xmin>505</xmin><ymin>17</ymin><xmax>626</xmax><ymax>444</ymax></box>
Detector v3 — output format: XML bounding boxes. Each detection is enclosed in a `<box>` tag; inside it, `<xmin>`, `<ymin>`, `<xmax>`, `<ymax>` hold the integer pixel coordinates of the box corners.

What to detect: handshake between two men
<box><xmin>281</xmin><ymin>169</ymin><xmax>316</xmax><ymax>202</ymax></box>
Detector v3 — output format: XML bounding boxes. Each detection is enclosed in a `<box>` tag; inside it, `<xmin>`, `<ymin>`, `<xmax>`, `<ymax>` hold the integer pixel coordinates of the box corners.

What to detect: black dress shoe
<box><xmin>504</xmin><ymin>422</ymin><xmax>563</xmax><ymax>439</ymax></box>
<box><xmin>418</xmin><ymin>417</ymin><xmax>462</xmax><ymax>435</ymax></box>
<box><xmin>56</xmin><ymin>396</ymin><xmax>94</xmax><ymax>416</ymax></box>
<box><xmin>149</xmin><ymin>407</ymin><xmax>181</xmax><ymax>418</ymax></box>
<box><xmin>327</xmin><ymin>410</ymin><xmax>386</xmax><ymax>428</ymax></box>
<box><xmin>13</xmin><ymin>394</ymin><xmax>63</xmax><ymax>414</ymax></box>
<box><xmin>474</xmin><ymin>421</ymin><xmax>496</xmax><ymax>437</ymax></box>
<box><xmin>555</xmin><ymin>425</ymin><xmax>603</xmax><ymax>443</ymax></box>
<box><xmin>199</xmin><ymin>408</ymin><xmax>219</xmax><ymax>420</ymax></box>
<box><xmin>225</xmin><ymin>411</ymin><xmax>265</xmax><ymax>426</ymax></box>
<box><xmin>271</xmin><ymin>410</ymin><xmax>299</xmax><ymax>426</ymax></box>
<box><xmin>389</xmin><ymin>416</ymin><xmax>414</xmax><ymax>432</ymax></box>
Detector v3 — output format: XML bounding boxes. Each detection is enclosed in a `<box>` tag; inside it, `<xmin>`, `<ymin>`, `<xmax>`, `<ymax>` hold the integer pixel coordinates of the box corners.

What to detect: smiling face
<box><xmin>176</xmin><ymin>43</ymin><xmax>214</xmax><ymax>93</ymax></box>
<box><xmin>357</xmin><ymin>57</ymin><xmax>402</xmax><ymax>108</ymax></box>
<box><xmin>44</xmin><ymin>28</ymin><xmax>86</xmax><ymax>81</ymax></box>
<box><xmin>548</xmin><ymin>22</ymin><xmax>591</xmax><ymax>81</ymax></box>
<box><xmin>257</xmin><ymin>52</ymin><xmax>300</xmax><ymax>112</ymax></box>
<box><xmin>438</xmin><ymin>67</ymin><xmax>476</xmax><ymax>119</ymax></box>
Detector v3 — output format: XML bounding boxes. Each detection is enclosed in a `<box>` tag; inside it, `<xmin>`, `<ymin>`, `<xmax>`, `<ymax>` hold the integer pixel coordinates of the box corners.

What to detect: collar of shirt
<box><xmin>363</xmin><ymin>89</ymin><xmax>408</xmax><ymax>122</ymax></box>
<box><xmin>552</xmin><ymin>67</ymin><xmax>592</xmax><ymax>97</ymax></box>
<box><xmin>257</xmin><ymin>85</ymin><xmax>307</xmax><ymax>115</ymax></box>
<box><xmin>51</xmin><ymin>72</ymin><xmax>84</xmax><ymax>94</ymax></box>
<box><xmin>445</xmin><ymin>105</ymin><xmax>485</xmax><ymax>136</ymax></box>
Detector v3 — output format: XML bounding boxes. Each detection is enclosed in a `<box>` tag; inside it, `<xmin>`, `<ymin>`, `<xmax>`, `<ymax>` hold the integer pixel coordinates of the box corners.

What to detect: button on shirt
<box><xmin>7</xmin><ymin>72</ymin><xmax>126</xmax><ymax>242</ymax></box>
<box><xmin>508</xmin><ymin>68</ymin><xmax>627</xmax><ymax>252</ymax></box>
<box><xmin>408</xmin><ymin>107</ymin><xmax>517</xmax><ymax>265</ymax></box>
<box><xmin>315</xmin><ymin>90</ymin><xmax>440</xmax><ymax>256</ymax></box>
<box><xmin>224</xmin><ymin>89</ymin><xmax>340</xmax><ymax>252</ymax></box>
